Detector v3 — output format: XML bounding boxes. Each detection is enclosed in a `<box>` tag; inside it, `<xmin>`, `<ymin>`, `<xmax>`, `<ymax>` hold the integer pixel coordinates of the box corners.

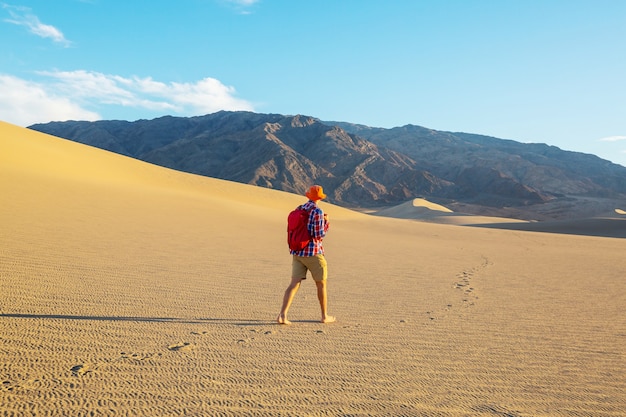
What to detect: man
<box><xmin>277</xmin><ymin>185</ymin><xmax>336</xmax><ymax>325</ymax></box>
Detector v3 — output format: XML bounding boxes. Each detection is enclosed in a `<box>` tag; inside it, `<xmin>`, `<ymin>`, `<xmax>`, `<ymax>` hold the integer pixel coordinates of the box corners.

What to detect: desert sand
<box><xmin>1</xmin><ymin>121</ymin><xmax>625</xmax><ymax>416</ymax></box>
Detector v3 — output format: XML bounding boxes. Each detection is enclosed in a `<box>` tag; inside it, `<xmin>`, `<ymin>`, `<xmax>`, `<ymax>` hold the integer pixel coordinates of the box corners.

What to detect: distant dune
<box><xmin>373</xmin><ymin>198</ymin><xmax>626</xmax><ymax>237</ymax></box>
<box><xmin>374</xmin><ymin>198</ymin><xmax>527</xmax><ymax>225</ymax></box>
<box><xmin>1</xmin><ymin>121</ymin><xmax>625</xmax><ymax>416</ymax></box>
<box><xmin>470</xmin><ymin>216</ymin><xmax>626</xmax><ymax>238</ymax></box>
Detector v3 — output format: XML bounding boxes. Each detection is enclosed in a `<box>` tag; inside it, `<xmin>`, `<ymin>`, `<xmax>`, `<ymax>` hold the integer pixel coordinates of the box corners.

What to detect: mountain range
<box><xmin>29</xmin><ymin>111</ymin><xmax>626</xmax><ymax>220</ymax></box>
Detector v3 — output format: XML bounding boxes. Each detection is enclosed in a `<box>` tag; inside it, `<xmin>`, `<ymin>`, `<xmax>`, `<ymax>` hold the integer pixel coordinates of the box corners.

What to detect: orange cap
<box><xmin>305</xmin><ymin>185</ymin><xmax>327</xmax><ymax>201</ymax></box>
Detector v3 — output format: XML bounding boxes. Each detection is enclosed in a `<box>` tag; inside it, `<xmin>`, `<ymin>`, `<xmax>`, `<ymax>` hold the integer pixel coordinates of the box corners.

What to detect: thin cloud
<box><xmin>38</xmin><ymin>70</ymin><xmax>155</xmax><ymax>108</ymax></box>
<box><xmin>0</xmin><ymin>71</ymin><xmax>255</xmax><ymax>125</ymax></box>
<box><xmin>221</xmin><ymin>0</ymin><xmax>260</xmax><ymax>14</ymax></box>
<box><xmin>598</xmin><ymin>135</ymin><xmax>626</xmax><ymax>142</ymax></box>
<box><xmin>228</xmin><ymin>0</ymin><xmax>260</xmax><ymax>5</ymax></box>
<box><xmin>39</xmin><ymin>70</ymin><xmax>255</xmax><ymax>114</ymax></box>
<box><xmin>2</xmin><ymin>3</ymin><xmax>71</xmax><ymax>46</ymax></box>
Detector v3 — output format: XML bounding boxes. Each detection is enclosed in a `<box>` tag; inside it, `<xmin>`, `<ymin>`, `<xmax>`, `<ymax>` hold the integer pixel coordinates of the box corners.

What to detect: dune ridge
<box><xmin>374</xmin><ymin>197</ymin><xmax>528</xmax><ymax>225</ymax></box>
<box><xmin>1</xmin><ymin>121</ymin><xmax>625</xmax><ymax>416</ymax></box>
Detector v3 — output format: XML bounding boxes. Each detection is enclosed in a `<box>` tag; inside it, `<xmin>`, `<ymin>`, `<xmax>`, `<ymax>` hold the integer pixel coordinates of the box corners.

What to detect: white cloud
<box><xmin>0</xmin><ymin>74</ymin><xmax>99</xmax><ymax>126</ymax></box>
<box><xmin>0</xmin><ymin>71</ymin><xmax>255</xmax><ymax>125</ymax></box>
<box><xmin>2</xmin><ymin>3</ymin><xmax>71</xmax><ymax>46</ymax></box>
<box><xmin>164</xmin><ymin>77</ymin><xmax>254</xmax><ymax>113</ymax></box>
<box><xmin>598</xmin><ymin>135</ymin><xmax>626</xmax><ymax>142</ymax></box>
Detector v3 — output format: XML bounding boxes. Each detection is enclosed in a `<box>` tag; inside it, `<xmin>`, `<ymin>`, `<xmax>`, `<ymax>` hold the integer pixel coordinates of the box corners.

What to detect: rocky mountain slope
<box><xmin>29</xmin><ymin>111</ymin><xmax>626</xmax><ymax>220</ymax></box>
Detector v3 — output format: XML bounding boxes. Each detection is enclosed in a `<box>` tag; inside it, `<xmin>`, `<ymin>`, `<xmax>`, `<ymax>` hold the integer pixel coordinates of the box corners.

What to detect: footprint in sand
<box><xmin>70</xmin><ymin>364</ymin><xmax>92</xmax><ymax>376</ymax></box>
<box><xmin>167</xmin><ymin>342</ymin><xmax>195</xmax><ymax>352</ymax></box>
<box><xmin>250</xmin><ymin>328</ymin><xmax>275</xmax><ymax>335</ymax></box>
<box><xmin>119</xmin><ymin>351</ymin><xmax>161</xmax><ymax>361</ymax></box>
<box><xmin>2</xmin><ymin>380</ymin><xmax>16</xmax><ymax>391</ymax></box>
<box><xmin>441</xmin><ymin>257</ymin><xmax>492</xmax><ymax>315</ymax></box>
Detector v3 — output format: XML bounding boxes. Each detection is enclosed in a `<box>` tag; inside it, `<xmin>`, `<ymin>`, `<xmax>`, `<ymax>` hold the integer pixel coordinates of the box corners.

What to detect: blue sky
<box><xmin>2</xmin><ymin>0</ymin><xmax>626</xmax><ymax>167</ymax></box>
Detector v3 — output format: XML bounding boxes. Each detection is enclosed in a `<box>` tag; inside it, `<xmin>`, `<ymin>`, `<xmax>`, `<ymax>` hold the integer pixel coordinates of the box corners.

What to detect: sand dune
<box><xmin>374</xmin><ymin>198</ymin><xmax>527</xmax><ymax>225</ymax></box>
<box><xmin>1</xmin><ymin>121</ymin><xmax>625</xmax><ymax>416</ymax></box>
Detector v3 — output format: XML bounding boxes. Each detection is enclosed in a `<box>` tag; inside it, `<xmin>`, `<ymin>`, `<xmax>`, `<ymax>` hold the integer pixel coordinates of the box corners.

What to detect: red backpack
<box><xmin>287</xmin><ymin>205</ymin><xmax>313</xmax><ymax>251</ymax></box>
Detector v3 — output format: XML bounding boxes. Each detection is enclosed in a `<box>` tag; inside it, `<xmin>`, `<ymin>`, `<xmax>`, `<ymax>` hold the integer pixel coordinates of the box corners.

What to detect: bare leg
<box><xmin>315</xmin><ymin>280</ymin><xmax>336</xmax><ymax>323</ymax></box>
<box><xmin>277</xmin><ymin>277</ymin><xmax>302</xmax><ymax>324</ymax></box>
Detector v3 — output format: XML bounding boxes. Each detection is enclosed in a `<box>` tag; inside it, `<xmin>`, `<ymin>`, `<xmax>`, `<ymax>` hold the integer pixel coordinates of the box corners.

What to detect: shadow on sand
<box><xmin>0</xmin><ymin>313</ymin><xmax>273</xmax><ymax>326</ymax></box>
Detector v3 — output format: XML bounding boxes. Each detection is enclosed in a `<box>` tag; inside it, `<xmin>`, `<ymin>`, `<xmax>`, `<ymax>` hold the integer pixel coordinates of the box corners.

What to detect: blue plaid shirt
<box><xmin>290</xmin><ymin>200</ymin><xmax>329</xmax><ymax>257</ymax></box>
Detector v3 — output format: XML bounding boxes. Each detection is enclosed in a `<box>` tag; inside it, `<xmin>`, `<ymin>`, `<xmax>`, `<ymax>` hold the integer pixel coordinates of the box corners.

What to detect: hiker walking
<box><xmin>278</xmin><ymin>185</ymin><xmax>336</xmax><ymax>325</ymax></box>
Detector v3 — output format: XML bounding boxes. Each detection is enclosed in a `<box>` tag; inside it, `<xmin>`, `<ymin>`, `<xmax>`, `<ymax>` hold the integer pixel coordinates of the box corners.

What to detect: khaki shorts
<box><xmin>292</xmin><ymin>254</ymin><xmax>328</xmax><ymax>282</ymax></box>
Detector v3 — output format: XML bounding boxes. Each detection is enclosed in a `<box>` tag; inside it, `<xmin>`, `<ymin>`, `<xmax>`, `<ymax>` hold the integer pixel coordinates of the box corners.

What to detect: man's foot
<box><xmin>277</xmin><ymin>314</ymin><xmax>292</xmax><ymax>325</ymax></box>
<box><xmin>321</xmin><ymin>315</ymin><xmax>336</xmax><ymax>323</ymax></box>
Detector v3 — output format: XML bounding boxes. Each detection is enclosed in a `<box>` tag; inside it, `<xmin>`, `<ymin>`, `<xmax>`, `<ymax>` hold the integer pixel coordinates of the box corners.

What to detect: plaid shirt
<box><xmin>290</xmin><ymin>200</ymin><xmax>329</xmax><ymax>257</ymax></box>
